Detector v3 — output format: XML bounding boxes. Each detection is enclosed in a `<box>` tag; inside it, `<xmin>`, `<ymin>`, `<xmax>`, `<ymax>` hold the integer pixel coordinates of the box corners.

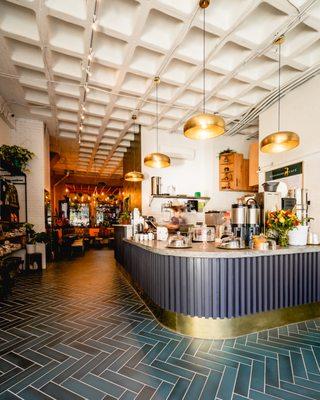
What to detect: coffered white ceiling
<box><xmin>0</xmin><ymin>0</ymin><xmax>320</xmax><ymax>178</ymax></box>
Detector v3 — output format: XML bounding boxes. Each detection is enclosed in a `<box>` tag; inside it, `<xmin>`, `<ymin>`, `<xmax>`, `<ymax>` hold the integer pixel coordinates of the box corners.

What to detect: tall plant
<box><xmin>0</xmin><ymin>145</ymin><xmax>34</xmax><ymax>172</ymax></box>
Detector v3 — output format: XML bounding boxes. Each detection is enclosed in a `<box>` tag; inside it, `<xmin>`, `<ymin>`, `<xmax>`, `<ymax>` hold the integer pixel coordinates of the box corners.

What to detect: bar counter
<box><xmin>115</xmin><ymin>233</ymin><xmax>320</xmax><ymax>339</ymax></box>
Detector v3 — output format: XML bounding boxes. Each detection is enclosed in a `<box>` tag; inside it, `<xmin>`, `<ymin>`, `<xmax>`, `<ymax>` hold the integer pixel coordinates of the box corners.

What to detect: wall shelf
<box><xmin>149</xmin><ymin>194</ymin><xmax>210</xmax><ymax>207</ymax></box>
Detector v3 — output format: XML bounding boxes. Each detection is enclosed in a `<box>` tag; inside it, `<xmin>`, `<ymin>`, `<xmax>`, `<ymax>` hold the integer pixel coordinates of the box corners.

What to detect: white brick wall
<box><xmin>11</xmin><ymin>118</ymin><xmax>46</xmax><ymax>232</ymax></box>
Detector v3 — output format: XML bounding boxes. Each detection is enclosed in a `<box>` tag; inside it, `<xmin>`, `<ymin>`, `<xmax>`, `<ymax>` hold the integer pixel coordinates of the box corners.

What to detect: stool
<box><xmin>26</xmin><ymin>253</ymin><xmax>42</xmax><ymax>273</ymax></box>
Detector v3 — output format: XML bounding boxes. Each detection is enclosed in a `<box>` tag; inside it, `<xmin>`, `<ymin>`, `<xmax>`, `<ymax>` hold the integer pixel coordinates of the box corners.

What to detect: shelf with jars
<box><xmin>219</xmin><ymin>151</ymin><xmax>257</xmax><ymax>192</ymax></box>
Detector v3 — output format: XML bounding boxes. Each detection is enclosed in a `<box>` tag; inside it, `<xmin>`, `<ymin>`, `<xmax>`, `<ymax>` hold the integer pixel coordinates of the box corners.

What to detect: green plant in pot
<box><xmin>218</xmin><ymin>148</ymin><xmax>235</xmax><ymax>159</ymax></box>
<box><xmin>119</xmin><ymin>211</ymin><xmax>131</xmax><ymax>225</ymax></box>
<box><xmin>0</xmin><ymin>145</ymin><xmax>34</xmax><ymax>173</ymax></box>
<box><xmin>23</xmin><ymin>223</ymin><xmax>36</xmax><ymax>254</ymax></box>
<box><xmin>34</xmin><ymin>232</ymin><xmax>50</xmax><ymax>244</ymax></box>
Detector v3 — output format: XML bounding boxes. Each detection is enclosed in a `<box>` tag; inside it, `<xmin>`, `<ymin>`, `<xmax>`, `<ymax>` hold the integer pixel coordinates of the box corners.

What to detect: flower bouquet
<box><xmin>266</xmin><ymin>210</ymin><xmax>300</xmax><ymax>247</ymax></box>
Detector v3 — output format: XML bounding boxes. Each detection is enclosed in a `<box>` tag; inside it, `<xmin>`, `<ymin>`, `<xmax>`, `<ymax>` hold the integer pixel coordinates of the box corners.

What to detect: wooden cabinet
<box><xmin>219</xmin><ymin>152</ymin><xmax>257</xmax><ymax>192</ymax></box>
<box><xmin>248</xmin><ymin>142</ymin><xmax>259</xmax><ymax>187</ymax></box>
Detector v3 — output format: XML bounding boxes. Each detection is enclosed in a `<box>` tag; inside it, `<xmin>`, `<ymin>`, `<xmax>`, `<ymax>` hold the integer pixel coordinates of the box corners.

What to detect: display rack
<box><xmin>0</xmin><ymin>159</ymin><xmax>28</xmax><ymax>223</ymax></box>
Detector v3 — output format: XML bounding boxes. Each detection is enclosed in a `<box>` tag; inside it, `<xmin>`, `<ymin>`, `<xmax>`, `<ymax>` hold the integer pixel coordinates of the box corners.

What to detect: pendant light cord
<box><xmin>202</xmin><ymin>5</ymin><xmax>206</xmax><ymax>114</ymax></box>
<box><xmin>133</xmin><ymin>119</ymin><xmax>135</xmax><ymax>170</ymax></box>
<box><xmin>156</xmin><ymin>80</ymin><xmax>159</xmax><ymax>152</ymax></box>
<box><xmin>278</xmin><ymin>43</ymin><xmax>281</xmax><ymax>132</ymax></box>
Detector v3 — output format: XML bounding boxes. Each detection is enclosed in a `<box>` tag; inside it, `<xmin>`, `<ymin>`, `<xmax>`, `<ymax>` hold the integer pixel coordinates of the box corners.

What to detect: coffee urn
<box><xmin>231</xmin><ymin>204</ymin><xmax>247</xmax><ymax>239</ymax></box>
<box><xmin>231</xmin><ymin>200</ymin><xmax>260</xmax><ymax>245</ymax></box>
<box><xmin>245</xmin><ymin>200</ymin><xmax>260</xmax><ymax>246</ymax></box>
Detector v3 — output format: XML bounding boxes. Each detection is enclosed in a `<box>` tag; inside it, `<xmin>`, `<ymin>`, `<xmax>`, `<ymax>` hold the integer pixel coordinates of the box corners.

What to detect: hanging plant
<box><xmin>0</xmin><ymin>145</ymin><xmax>34</xmax><ymax>172</ymax></box>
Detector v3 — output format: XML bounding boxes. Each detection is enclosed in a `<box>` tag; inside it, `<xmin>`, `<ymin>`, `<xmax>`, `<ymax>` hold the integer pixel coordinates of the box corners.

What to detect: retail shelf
<box><xmin>149</xmin><ymin>194</ymin><xmax>210</xmax><ymax>207</ymax></box>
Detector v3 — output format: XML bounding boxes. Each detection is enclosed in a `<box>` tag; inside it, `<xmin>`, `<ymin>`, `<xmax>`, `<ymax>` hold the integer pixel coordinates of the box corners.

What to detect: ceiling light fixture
<box><xmin>260</xmin><ymin>36</ymin><xmax>300</xmax><ymax>153</ymax></box>
<box><xmin>124</xmin><ymin>115</ymin><xmax>145</xmax><ymax>182</ymax></box>
<box><xmin>183</xmin><ymin>0</ymin><xmax>225</xmax><ymax>140</ymax></box>
<box><xmin>144</xmin><ymin>77</ymin><xmax>171</xmax><ymax>168</ymax></box>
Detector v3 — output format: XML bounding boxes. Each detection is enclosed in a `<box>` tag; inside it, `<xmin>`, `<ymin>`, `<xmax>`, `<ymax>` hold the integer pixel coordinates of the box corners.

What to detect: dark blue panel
<box><xmin>121</xmin><ymin>241</ymin><xmax>320</xmax><ymax>320</ymax></box>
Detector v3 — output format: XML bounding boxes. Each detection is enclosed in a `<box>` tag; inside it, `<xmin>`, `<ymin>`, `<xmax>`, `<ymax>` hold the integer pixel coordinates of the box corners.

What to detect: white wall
<box><xmin>259</xmin><ymin>75</ymin><xmax>320</xmax><ymax>235</ymax></box>
<box><xmin>1</xmin><ymin>117</ymin><xmax>48</xmax><ymax>232</ymax></box>
<box><xmin>141</xmin><ymin>127</ymin><xmax>252</xmax><ymax>223</ymax></box>
<box><xmin>11</xmin><ymin>118</ymin><xmax>46</xmax><ymax>232</ymax></box>
<box><xmin>0</xmin><ymin>116</ymin><xmax>12</xmax><ymax>144</ymax></box>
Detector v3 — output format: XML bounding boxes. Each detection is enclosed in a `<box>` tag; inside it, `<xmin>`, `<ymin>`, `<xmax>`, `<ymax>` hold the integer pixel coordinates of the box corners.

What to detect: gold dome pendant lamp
<box><xmin>124</xmin><ymin>115</ymin><xmax>144</xmax><ymax>182</ymax></box>
<box><xmin>183</xmin><ymin>0</ymin><xmax>225</xmax><ymax>140</ymax></box>
<box><xmin>144</xmin><ymin>77</ymin><xmax>171</xmax><ymax>168</ymax></box>
<box><xmin>260</xmin><ymin>36</ymin><xmax>300</xmax><ymax>153</ymax></box>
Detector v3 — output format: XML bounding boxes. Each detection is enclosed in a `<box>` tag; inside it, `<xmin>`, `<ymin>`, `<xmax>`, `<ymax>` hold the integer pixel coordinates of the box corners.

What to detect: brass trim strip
<box><xmin>118</xmin><ymin>263</ymin><xmax>320</xmax><ymax>339</ymax></box>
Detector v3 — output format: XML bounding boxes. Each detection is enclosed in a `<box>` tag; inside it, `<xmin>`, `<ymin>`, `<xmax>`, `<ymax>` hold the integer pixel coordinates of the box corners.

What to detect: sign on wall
<box><xmin>265</xmin><ymin>162</ymin><xmax>303</xmax><ymax>189</ymax></box>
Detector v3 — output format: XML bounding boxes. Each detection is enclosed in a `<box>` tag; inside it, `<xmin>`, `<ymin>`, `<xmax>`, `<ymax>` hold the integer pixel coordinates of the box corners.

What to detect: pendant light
<box><xmin>124</xmin><ymin>115</ymin><xmax>144</xmax><ymax>182</ymax></box>
<box><xmin>260</xmin><ymin>36</ymin><xmax>300</xmax><ymax>153</ymax></box>
<box><xmin>183</xmin><ymin>0</ymin><xmax>225</xmax><ymax>140</ymax></box>
<box><xmin>144</xmin><ymin>77</ymin><xmax>171</xmax><ymax>168</ymax></box>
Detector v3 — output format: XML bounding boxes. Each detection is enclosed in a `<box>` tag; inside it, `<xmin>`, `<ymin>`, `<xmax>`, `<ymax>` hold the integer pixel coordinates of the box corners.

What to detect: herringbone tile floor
<box><xmin>1</xmin><ymin>250</ymin><xmax>320</xmax><ymax>400</ymax></box>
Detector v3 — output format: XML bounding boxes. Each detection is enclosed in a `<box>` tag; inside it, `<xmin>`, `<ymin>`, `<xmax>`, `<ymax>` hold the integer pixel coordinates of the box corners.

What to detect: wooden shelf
<box><xmin>149</xmin><ymin>194</ymin><xmax>210</xmax><ymax>206</ymax></box>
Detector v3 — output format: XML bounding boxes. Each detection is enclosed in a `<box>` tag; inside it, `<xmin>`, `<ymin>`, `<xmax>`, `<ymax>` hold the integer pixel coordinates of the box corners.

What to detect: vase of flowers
<box><xmin>266</xmin><ymin>210</ymin><xmax>300</xmax><ymax>247</ymax></box>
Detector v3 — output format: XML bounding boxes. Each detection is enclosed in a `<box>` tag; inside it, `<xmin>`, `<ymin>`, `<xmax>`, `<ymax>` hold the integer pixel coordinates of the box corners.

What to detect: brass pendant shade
<box><xmin>124</xmin><ymin>171</ymin><xmax>144</xmax><ymax>182</ymax></box>
<box><xmin>124</xmin><ymin>115</ymin><xmax>144</xmax><ymax>182</ymax></box>
<box><xmin>183</xmin><ymin>0</ymin><xmax>225</xmax><ymax>140</ymax></box>
<box><xmin>144</xmin><ymin>77</ymin><xmax>171</xmax><ymax>169</ymax></box>
<box><xmin>144</xmin><ymin>152</ymin><xmax>170</xmax><ymax>168</ymax></box>
<box><xmin>260</xmin><ymin>131</ymin><xmax>300</xmax><ymax>153</ymax></box>
<box><xmin>259</xmin><ymin>36</ymin><xmax>300</xmax><ymax>154</ymax></box>
<box><xmin>184</xmin><ymin>113</ymin><xmax>225</xmax><ymax>140</ymax></box>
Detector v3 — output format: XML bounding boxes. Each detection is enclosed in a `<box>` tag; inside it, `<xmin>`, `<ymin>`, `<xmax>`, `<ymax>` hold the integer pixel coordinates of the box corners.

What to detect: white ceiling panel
<box><xmin>0</xmin><ymin>0</ymin><xmax>319</xmax><ymax>177</ymax></box>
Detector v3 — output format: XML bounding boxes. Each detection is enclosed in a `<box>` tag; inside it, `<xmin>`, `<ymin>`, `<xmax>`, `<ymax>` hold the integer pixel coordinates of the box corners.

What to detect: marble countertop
<box><xmin>123</xmin><ymin>239</ymin><xmax>320</xmax><ymax>259</ymax></box>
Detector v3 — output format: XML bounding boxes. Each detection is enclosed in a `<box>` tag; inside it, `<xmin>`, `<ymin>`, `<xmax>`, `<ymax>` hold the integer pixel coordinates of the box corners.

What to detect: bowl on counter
<box><xmin>218</xmin><ymin>238</ymin><xmax>246</xmax><ymax>250</ymax></box>
<box><xmin>167</xmin><ymin>232</ymin><xmax>192</xmax><ymax>249</ymax></box>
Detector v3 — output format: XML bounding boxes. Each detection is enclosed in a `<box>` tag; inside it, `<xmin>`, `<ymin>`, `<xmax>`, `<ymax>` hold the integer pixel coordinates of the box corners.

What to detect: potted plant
<box><xmin>266</xmin><ymin>210</ymin><xmax>300</xmax><ymax>247</ymax></box>
<box><xmin>218</xmin><ymin>148</ymin><xmax>235</xmax><ymax>159</ymax></box>
<box><xmin>119</xmin><ymin>211</ymin><xmax>131</xmax><ymax>225</ymax></box>
<box><xmin>0</xmin><ymin>145</ymin><xmax>34</xmax><ymax>173</ymax></box>
<box><xmin>24</xmin><ymin>223</ymin><xmax>36</xmax><ymax>254</ymax></box>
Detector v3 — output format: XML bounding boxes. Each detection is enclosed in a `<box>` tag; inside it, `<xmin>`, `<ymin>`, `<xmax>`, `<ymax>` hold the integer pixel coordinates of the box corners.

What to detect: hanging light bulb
<box><xmin>125</xmin><ymin>115</ymin><xmax>145</xmax><ymax>182</ymax></box>
<box><xmin>144</xmin><ymin>77</ymin><xmax>171</xmax><ymax>168</ymax></box>
<box><xmin>260</xmin><ymin>36</ymin><xmax>300</xmax><ymax>153</ymax></box>
<box><xmin>183</xmin><ymin>0</ymin><xmax>225</xmax><ymax>140</ymax></box>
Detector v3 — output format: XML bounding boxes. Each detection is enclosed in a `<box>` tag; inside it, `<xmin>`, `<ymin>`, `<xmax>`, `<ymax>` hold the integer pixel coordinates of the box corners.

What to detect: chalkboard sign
<box><xmin>265</xmin><ymin>162</ymin><xmax>303</xmax><ymax>181</ymax></box>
